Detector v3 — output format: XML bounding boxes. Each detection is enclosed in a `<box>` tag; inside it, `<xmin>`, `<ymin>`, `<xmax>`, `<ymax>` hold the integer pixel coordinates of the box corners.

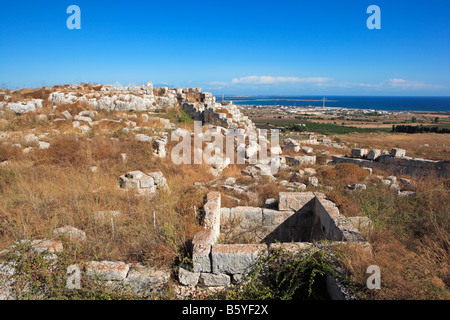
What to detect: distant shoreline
<box><xmin>218</xmin><ymin>95</ymin><xmax>450</xmax><ymax>113</ymax></box>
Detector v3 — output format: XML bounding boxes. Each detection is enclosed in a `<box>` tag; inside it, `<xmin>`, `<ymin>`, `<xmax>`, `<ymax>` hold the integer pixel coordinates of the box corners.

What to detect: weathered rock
<box><xmin>0</xmin><ymin>263</ymin><xmax>15</xmax><ymax>300</ymax></box>
<box><xmin>399</xmin><ymin>177</ymin><xmax>412</xmax><ymax>185</ymax></box>
<box><xmin>227</xmin><ymin>207</ymin><xmax>263</xmax><ymax>227</ymax></box>
<box><xmin>53</xmin><ymin>226</ymin><xmax>87</xmax><ymax>241</ymax></box>
<box><xmin>285</xmin><ymin>155</ymin><xmax>316</xmax><ymax>166</ymax></box>
<box><xmin>391</xmin><ymin>148</ymin><xmax>406</xmax><ymax>158</ymax></box>
<box><xmin>85</xmin><ymin>261</ymin><xmax>129</xmax><ymax>281</ymax></box>
<box><xmin>283</xmin><ymin>138</ymin><xmax>300</xmax><ymax>152</ymax></box>
<box><xmin>307</xmin><ymin>176</ymin><xmax>319</xmax><ymax>188</ymax></box>
<box><xmin>192</xmin><ymin>229</ymin><xmax>215</xmax><ymax>273</ymax></box>
<box><xmin>348</xmin><ymin>216</ymin><xmax>373</xmax><ymax>239</ymax></box>
<box><xmin>37</xmin><ymin>141</ymin><xmax>50</xmax><ymax>150</ymax></box>
<box><xmin>224</xmin><ymin>177</ymin><xmax>237</xmax><ymax>186</ymax></box>
<box><xmin>346</xmin><ymin>183</ymin><xmax>366</xmax><ymax>191</ymax></box>
<box><xmin>211</xmin><ymin>244</ymin><xmax>267</xmax><ymax>275</ymax></box>
<box><xmin>198</xmin><ymin>273</ymin><xmax>230</xmax><ymax>287</ymax></box>
<box><xmin>135</xmin><ymin>134</ymin><xmax>153</xmax><ymax>143</ymax></box>
<box><xmin>61</xmin><ymin>110</ymin><xmax>73</xmax><ymax>120</ymax></box>
<box><xmin>16</xmin><ymin>239</ymin><xmax>64</xmax><ymax>254</ymax></box>
<box><xmin>397</xmin><ymin>190</ymin><xmax>416</xmax><ymax>197</ymax></box>
<box><xmin>367</xmin><ymin>149</ymin><xmax>381</xmax><ymax>161</ymax></box>
<box><xmin>278</xmin><ymin>192</ymin><xmax>315</xmax><ymax>211</ymax></box>
<box><xmin>390</xmin><ymin>183</ymin><xmax>401</xmax><ymax>191</ymax></box>
<box><xmin>302</xmin><ymin>146</ymin><xmax>313</xmax><ymax>154</ymax></box>
<box><xmin>203</xmin><ymin>192</ymin><xmax>221</xmax><ymax>242</ymax></box>
<box><xmin>74</xmin><ymin>115</ymin><xmax>93</xmax><ymax>124</ymax></box>
<box><xmin>119</xmin><ymin>170</ymin><xmax>168</xmax><ymax>196</ymax></box>
<box><xmin>178</xmin><ymin>267</ymin><xmax>200</xmax><ymax>286</ymax></box>
<box><xmin>123</xmin><ymin>264</ymin><xmax>169</xmax><ymax>294</ymax></box>
<box><xmin>303</xmin><ymin>168</ymin><xmax>316</xmax><ymax>176</ymax></box>
<box><xmin>351</xmin><ymin>148</ymin><xmax>368</xmax><ymax>158</ymax></box>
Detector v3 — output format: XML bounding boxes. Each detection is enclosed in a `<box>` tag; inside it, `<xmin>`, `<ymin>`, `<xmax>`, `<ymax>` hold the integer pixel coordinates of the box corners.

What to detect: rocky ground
<box><xmin>0</xmin><ymin>83</ymin><xmax>448</xmax><ymax>300</ymax></box>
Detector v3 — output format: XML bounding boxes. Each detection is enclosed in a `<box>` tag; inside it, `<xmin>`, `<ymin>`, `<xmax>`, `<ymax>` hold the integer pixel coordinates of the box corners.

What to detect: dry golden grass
<box><xmin>0</xmin><ymin>131</ymin><xmax>216</xmax><ymax>267</ymax></box>
<box><xmin>329</xmin><ymin>176</ymin><xmax>449</xmax><ymax>299</ymax></box>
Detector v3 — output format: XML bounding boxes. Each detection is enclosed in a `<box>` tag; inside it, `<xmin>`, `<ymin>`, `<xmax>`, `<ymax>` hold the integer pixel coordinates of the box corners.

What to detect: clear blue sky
<box><xmin>0</xmin><ymin>0</ymin><xmax>449</xmax><ymax>96</ymax></box>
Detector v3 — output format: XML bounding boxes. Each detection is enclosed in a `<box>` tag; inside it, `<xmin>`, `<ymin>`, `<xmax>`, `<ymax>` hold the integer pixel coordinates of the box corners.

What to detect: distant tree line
<box><xmin>392</xmin><ymin>124</ymin><xmax>450</xmax><ymax>134</ymax></box>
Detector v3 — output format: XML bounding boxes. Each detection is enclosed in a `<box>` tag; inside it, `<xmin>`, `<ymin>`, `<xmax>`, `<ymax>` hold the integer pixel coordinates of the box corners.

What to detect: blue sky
<box><xmin>0</xmin><ymin>0</ymin><xmax>449</xmax><ymax>95</ymax></box>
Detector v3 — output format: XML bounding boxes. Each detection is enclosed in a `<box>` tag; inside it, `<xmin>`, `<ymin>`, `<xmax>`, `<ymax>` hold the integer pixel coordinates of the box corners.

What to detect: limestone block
<box><xmin>285</xmin><ymin>155</ymin><xmax>316</xmax><ymax>166</ymax></box>
<box><xmin>262</xmin><ymin>209</ymin><xmax>293</xmax><ymax>226</ymax></box>
<box><xmin>85</xmin><ymin>261</ymin><xmax>129</xmax><ymax>281</ymax></box>
<box><xmin>229</xmin><ymin>207</ymin><xmax>263</xmax><ymax>226</ymax></box>
<box><xmin>192</xmin><ymin>229</ymin><xmax>214</xmax><ymax>273</ymax></box>
<box><xmin>367</xmin><ymin>149</ymin><xmax>381</xmax><ymax>161</ymax></box>
<box><xmin>178</xmin><ymin>267</ymin><xmax>200</xmax><ymax>286</ymax></box>
<box><xmin>198</xmin><ymin>273</ymin><xmax>230</xmax><ymax>287</ymax></box>
<box><xmin>124</xmin><ymin>264</ymin><xmax>170</xmax><ymax>294</ymax></box>
<box><xmin>135</xmin><ymin>134</ymin><xmax>153</xmax><ymax>143</ymax></box>
<box><xmin>211</xmin><ymin>244</ymin><xmax>267</xmax><ymax>274</ymax></box>
<box><xmin>351</xmin><ymin>148</ymin><xmax>368</xmax><ymax>158</ymax></box>
<box><xmin>391</xmin><ymin>148</ymin><xmax>406</xmax><ymax>158</ymax></box>
<box><xmin>348</xmin><ymin>216</ymin><xmax>373</xmax><ymax>239</ymax></box>
<box><xmin>283</xmin><ymin>138</ymin><xmax>300</xmax><ymax>152</ymax></box>
<box><xmin>278</xmin><ymin>192</ymin><xmax>315</xmax><ymax>211</ymax></box>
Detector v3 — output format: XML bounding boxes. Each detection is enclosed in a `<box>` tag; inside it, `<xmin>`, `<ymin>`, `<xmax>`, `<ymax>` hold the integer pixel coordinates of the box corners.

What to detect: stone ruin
<box><xmin>180</xmin><ymin>191</ymin><xmax>371</xmax><ymax>299</ymax></box>
<box><xmin>119</xmin><ymin>170</ymin><xmax>169</xmax><ymax>197</ymax></box>
<box><xmin>333</xmin><ymin>148</ymin><xmax>449</xmax><ymax>178</ymax></box>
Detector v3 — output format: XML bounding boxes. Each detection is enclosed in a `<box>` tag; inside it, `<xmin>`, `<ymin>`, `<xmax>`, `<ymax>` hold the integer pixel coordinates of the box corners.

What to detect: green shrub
<box><xmin>214</xmin><ymin>247</ymin><xmax>337</xmax><ymax>300</ymax></box>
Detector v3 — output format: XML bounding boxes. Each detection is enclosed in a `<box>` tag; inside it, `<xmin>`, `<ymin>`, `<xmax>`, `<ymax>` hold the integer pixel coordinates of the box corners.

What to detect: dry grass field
<box><xmin>0</xmin><ymin>89</ymin><xmax>448</xmax><ymax>300</ymax></box>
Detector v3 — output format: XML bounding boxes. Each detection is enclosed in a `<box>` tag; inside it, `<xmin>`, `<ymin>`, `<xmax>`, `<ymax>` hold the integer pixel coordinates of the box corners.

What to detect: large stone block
<box><xmin>262</xmin><ymin>209</ymin><xmax>293</xmax><ymax>226</ymax></box>
<box><xmin>278</xmin><ymin>192</ymin><xmax>315</xmax><ymax>211</ymax></box>
<box><xmin>391</xmin><ymin>148</ymin><xmax>406</xmax><ymax>158</ymax></box>
<box><xmin>283</xmin><ymin>138</ymin><xmax>300</xmax><ymax>152</ymax></box>
<box><xmin>198</xmin><ymin>273</ymin><xmax>230</xmax><ymax>287</ymax></box>
<box><xmin>178</xmin><ymin>267</ymin><xmax>200</xmax><ymax>286</ymax></box>
<box><xmin>351</xmin><ymin>148</ymin><xmax>368</xmax><ymax>158</ymax></box>
<box><xmin>192</xmin><ymin>229</ymin><xmax>214</xmax><ymax>273</ymax></box>
<box><xmin>367</xmin><ymin>149</ymin><xmax>381</xmax><ymax>161</ymax></box>
<box><xmin>285</xmin><ymin>155</ymin><xmax>316</xmax><ymax>166</ymax></box>
<box><xmin>124</xmin><ymin>264</ymin><xmax>170</xmax><ymax>294</ymax></box>
<box><xmin>12</xmin><ymin>239</ymin><xmax>64</xmax><ymax>254</ymax></box>
<box><xmin>85</xmin><ymin>261</ymin><xmax>130</xmax><ymax>281</ymax></box>
<box><xmin>229</xmin><ymin>207</ymin><xmax>263</xmax><ymax>227</ymax></box>
<box><xmin>203</xmin><ymin>192</ymin><xmax>221</xmax><ymax>242</ymax></box>
<box><xmin>211</xmin><ymin>244</ymin><xmax>267</xmax><ymax>275</ymax></box>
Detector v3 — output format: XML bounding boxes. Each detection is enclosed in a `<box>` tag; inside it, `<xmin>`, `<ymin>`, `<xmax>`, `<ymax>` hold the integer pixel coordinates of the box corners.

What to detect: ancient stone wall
<box><xmin>333</xmin><ymin>148</ymin><xmax>449</xmax><ymax>178</ymax></box>
<box><xmin>184</xmin><ymin>191</ymin><xmax>370</xmax><ymax>295</ymax></box>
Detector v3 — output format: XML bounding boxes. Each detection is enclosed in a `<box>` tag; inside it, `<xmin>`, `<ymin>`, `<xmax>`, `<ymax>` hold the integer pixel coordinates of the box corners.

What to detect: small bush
<box><xmin>214</xmin><ymin>247</ymin><xmax>337</xmax><ymax>300</ymax></box>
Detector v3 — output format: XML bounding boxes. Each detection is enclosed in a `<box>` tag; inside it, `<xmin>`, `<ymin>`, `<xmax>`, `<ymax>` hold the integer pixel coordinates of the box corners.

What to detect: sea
<box><xmin>222</xmin><ymin>96</ymin><xmax>450</xmax><ymax>112</ymax></box>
